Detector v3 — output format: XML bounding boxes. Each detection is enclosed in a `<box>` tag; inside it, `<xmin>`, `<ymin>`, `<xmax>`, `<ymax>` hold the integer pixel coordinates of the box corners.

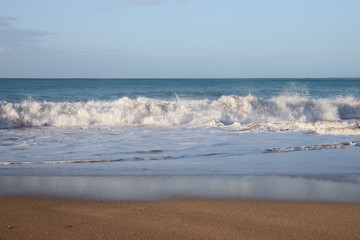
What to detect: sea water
<box><xmin>1</xmin><ymin>78</ymin><xmax>360</xmax><ymax>201</ymax></box>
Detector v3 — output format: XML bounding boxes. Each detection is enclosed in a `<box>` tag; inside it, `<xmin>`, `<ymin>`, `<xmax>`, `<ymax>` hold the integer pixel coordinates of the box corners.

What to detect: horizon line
<box><xmin>1</xmin><ymin>77</ymin><xmax>360</xmax><ymax>80</ymax></box>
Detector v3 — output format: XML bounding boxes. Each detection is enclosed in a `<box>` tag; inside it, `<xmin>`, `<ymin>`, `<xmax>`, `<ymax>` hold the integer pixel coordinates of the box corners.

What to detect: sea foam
<box><xmin>1</xmin><ymin>95</ymin><xmax>360</xmax><ymax>134</ymax></box>
<box><xmin>266</xmin><ymin>141</ymin><xmax>360</xmax><ymax>153</ymax></box>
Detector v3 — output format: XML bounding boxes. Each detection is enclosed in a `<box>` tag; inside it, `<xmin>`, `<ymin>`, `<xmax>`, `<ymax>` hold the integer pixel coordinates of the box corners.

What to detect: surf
<box><xmin>1</xmin><ymin>95</ymin><xmax>360</xmax><ymax>134</ymax></box>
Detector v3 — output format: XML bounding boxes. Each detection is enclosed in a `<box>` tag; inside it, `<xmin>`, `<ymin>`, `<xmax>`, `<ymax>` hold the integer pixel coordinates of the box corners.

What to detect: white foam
<box><xmin>264</xmin><ymin>121</ymin><xmax>360</xmax><ymax>135</ymax></box>
<box><xmin>0</xmin><ymin>155</ymin><xmax>176</xmax><ymax>165</ymax></box>
<box><xmin>1</xmin><ymin>95</ymin><xmax>360</xmax><ymax>134</ymax></box>
<box><xmin>266</xmin><ymin>141</ymin><xmax>360</xmax><ymax>153</ymax></box>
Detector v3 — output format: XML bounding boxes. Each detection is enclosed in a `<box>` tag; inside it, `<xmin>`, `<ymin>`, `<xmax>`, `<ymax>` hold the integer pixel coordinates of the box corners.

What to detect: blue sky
<box><xmin>0</xmin><ymin>0</ymin><xmax>359</xmax><ymax>78</ymax></box>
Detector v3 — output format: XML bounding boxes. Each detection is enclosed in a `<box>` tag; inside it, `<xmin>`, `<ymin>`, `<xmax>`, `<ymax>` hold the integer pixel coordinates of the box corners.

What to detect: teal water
<box><xmin>1</xmin><ymin>78</ymin><xmax>360</xmax><ymax>102</ymax></box>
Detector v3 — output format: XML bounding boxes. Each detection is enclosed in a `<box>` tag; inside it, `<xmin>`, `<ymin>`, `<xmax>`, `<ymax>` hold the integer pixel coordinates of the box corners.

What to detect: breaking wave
<box><xmin>1</xmin><ymin>95</ymin><xmax>360</xmax><ymax>134</ymax></box>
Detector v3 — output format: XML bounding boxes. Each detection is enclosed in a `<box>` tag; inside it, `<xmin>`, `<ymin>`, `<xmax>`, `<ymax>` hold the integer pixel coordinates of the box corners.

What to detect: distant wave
<box><xmin>1</xmin><ymin>95</ymin><xmax>360</xmax><ymax>134</ymax></box>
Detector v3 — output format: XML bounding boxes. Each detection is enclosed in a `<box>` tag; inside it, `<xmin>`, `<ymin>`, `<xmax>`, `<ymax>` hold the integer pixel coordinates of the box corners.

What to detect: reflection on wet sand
<box><xmin>1</xmin><ymin>175</ymin><xmax>360</xmax><ymax>203</ymax></box>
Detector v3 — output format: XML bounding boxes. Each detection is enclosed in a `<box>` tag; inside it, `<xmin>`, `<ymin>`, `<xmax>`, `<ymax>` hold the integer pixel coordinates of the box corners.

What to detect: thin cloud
<box><xmin>101</xmin><ymin>0</ymin><xmax>191</xmax><ymax>10</ymax></box>
<box><xmin>0</xmin><ymin>16</ymin><xmax>17</xmax><ymax>22</ymax></box>
<box><xmin>129</xmin><ymin>0</ymin><xmax>165</xmax><ymax>5</ymax></box>
<box><xmin>129</xmin><ymin>0</ymin><xmax>191</xmax><ymax>5</ymax></box>
<box><xmin>0</xmin><ymin>16</ymin><xmax>53</xmax><ymax>49</ymax></box>
<box><xmin>0</xmin><ymin>16</ymin><xmax>16</xmax><ymax>30</ymax></box>
<box><xmin>0</xmin><ymin>46</ymin><xmax>12</xmax><ymax>54</ymax></box>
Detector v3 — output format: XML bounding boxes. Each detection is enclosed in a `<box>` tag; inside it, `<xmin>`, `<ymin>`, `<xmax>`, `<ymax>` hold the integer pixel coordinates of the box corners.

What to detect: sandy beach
<box><xmin>1</xmin><ymin>197</ymin><xmax>360</xmax><ymax>240</ymax></box>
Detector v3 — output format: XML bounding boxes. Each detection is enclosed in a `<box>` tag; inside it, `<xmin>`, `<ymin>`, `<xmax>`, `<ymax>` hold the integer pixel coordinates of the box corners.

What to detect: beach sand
<box><xmin>1</xmin><ymin>197</ymin><xmax>360</xmax><ymax>240</ymax></box>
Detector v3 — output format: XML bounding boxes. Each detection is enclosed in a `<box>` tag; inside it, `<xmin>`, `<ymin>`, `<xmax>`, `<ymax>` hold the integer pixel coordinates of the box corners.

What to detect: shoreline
<box><xmin>1</xmin><ymin>175</ymin><xmax>360</xmax><ymax>203</ymax></box>
<box><xmin>1</xmin><ymin>196</ymin><xmax>360</xmax><ymax>240</ymax></box>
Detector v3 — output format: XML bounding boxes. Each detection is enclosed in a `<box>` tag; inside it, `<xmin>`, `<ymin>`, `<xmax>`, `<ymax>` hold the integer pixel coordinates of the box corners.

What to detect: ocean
<box><xmin>1</xmin><ymin>78</ymin><xmax>360</xmax><ymax>202</ymax></box>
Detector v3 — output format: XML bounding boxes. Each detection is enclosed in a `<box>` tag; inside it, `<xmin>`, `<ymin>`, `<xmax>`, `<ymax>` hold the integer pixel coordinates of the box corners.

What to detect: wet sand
<box><xmin>1</xmin><ymin>197</ymin><xmax>360</xmax><ymax>240</ymax></box>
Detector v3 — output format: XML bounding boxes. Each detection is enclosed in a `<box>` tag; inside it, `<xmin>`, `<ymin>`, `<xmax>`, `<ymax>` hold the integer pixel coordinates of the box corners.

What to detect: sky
<box><xmin>0</xmin><ymin>0</ymin><xmax>359</xmax><ymax>78</ymax></box>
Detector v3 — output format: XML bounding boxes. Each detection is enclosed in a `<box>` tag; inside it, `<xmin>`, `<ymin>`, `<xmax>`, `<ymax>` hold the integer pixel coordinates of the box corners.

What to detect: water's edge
<box><xmin>1</xmin><ymin>175</ymin><xmax>360</xmax><ymax>203</ymax></box>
